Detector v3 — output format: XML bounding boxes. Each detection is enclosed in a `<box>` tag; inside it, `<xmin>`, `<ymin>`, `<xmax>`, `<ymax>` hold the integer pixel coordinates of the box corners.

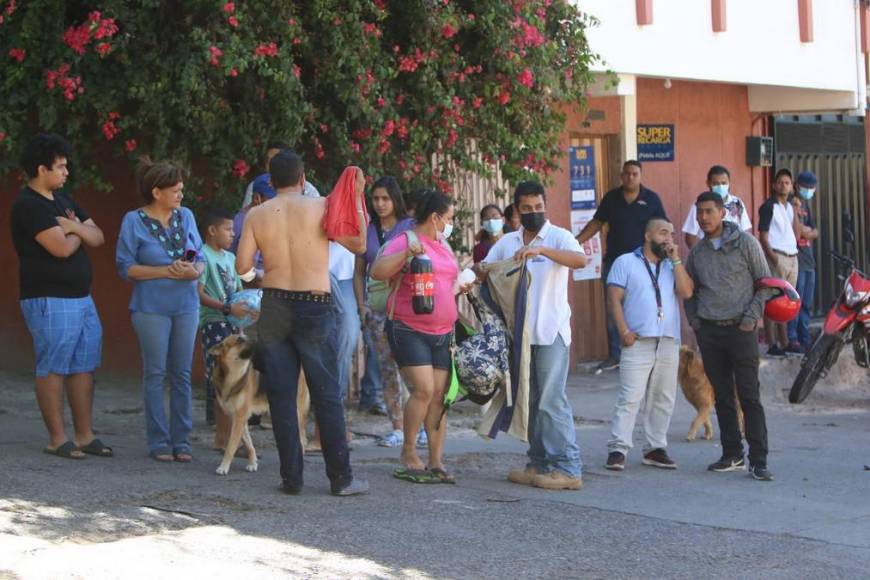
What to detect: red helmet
<box><xmin>755</xmin><ymin>277</ymin><xmax>801</xmax><ymax>323</ymax></box>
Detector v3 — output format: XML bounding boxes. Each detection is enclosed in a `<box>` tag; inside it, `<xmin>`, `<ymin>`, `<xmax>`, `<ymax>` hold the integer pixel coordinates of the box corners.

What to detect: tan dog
<box><xmin>677</xmin><ymin>346</ymin><xmax>744</xmax><ymax>441</ymax></box>
<box><xmin>208</xmin><ymin>334</ymin><xmax>311</xmax><ymax>475</ymax></box>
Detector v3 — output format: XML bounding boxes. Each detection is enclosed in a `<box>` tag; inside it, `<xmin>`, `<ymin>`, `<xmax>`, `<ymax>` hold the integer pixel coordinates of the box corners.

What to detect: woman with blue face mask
<box><xmin>472</xmin><ymin>204</ymin><xmax>504</xmax><ymax>264</ymax></box>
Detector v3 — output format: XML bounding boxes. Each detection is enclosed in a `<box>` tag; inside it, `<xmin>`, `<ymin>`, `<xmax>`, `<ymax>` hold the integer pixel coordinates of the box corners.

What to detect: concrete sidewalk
<box><xmin>1</xmin><ymin>356</ymin><xmax>869</xmax><ymax>578</ymax></box>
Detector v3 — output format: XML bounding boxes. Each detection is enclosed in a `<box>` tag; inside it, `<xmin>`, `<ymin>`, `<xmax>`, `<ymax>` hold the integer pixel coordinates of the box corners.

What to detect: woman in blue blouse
<box><xmin>116</xmin><ymin>158</ymin><xmax>204</xmax><ymax>462</ymax></box>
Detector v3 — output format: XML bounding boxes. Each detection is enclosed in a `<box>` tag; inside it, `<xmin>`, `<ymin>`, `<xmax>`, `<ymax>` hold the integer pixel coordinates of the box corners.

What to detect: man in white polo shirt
<box><xmin>481</xmin><ymin>181</ymin><xmax>588</xmax><ymax>491</ymax></box>
<box><xmin>758</xmin><ymin>168</ymin><xmax>801</xmax><ymax>357</ymax></box>
<box><xmin>682</xmin><ymin>165</ymin><xmax>752</xmax><ymax>248</ymax></box>
<box><xmin>604</xmin><ymin>218</ymin><xmax>694</xmax><ymax>471</ymax></box>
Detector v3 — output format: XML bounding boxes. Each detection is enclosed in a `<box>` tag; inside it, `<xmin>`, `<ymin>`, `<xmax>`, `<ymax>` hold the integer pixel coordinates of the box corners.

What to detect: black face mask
<box><xmin>520</xmin><ymin>212</ymin><xmax>546</xmax><ymax>232</ymax></box>
<box><xmin>649</xmin><ymin>241</ymin><xmax>668</xmax><ymax>259</ymax></box>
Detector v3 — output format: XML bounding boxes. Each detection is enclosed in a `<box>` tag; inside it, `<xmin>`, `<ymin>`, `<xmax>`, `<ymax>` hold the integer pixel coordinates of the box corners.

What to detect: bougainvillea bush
<box><xmin>0</xmin><ymin>0</ymin><xmax>599</xmax><ymax>209</ymax></box>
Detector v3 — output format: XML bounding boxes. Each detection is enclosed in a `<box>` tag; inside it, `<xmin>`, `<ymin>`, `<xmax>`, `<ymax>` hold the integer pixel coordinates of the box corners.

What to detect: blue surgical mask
<box><xmin>711</xmin><ymin>184</ymin><xmax>729</xmax><ymax>198</ymax></box>
<box><xmin>483</xmin><ymin>218</ymin><xmax>503</xmax><ymax>235</ymax></box>
<box><xmin>441</xmin><ymin>223</ymin><xmax>454</xmax><ymax>240</ymax></box>
<box><xmin>799</xmin><ymin>187</ymin><xmax>815</xmax><ymax>200</ymax></box>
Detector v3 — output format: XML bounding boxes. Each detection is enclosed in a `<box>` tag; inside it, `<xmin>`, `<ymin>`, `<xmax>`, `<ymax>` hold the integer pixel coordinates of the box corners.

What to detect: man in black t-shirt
<box><xmin>576</xmin><ymin>160</ymin><xmax>667</xmax><ymax>372</ymax></box>
<box><xmin>10</xmin><ymin>133</ymin><xmax>112</xmax><ymax>460</ymax></box>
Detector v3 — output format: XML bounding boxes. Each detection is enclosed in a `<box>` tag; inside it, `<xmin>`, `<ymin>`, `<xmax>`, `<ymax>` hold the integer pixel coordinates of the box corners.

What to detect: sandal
<box><xmin>174</xmin><ymin>452</ymin><xmax>193</xmax><ymax>463</ymax></box>
<box><xmin>79</xmin><ymin>438</ymin><xmax>113</xmax><ymax>458</ymax></box>
<box><xmin>428</xmin><ymin>467</ymin><xmax>456</xmax><ymax>484</ymax></box>
<box><xmin>150</xmin><ymin>448</ymin><xmax>174</xmax><ymax>462</ymax></box>
<box><xmin>393</xmin><ymin>467</ymin><xmax>441</xmax><ymax>484</ymax></box>
<box><xmin>43</xmin><ymin>441</ymin><xmax>85</xmax><ymax>460</ymax></box>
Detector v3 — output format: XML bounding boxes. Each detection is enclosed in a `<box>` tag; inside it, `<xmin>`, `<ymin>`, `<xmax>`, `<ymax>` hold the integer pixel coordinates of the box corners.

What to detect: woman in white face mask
<box><xmin>473</xmin><ymin>204</ymin><xmax>504</xmax><ymax>264</ymax></box>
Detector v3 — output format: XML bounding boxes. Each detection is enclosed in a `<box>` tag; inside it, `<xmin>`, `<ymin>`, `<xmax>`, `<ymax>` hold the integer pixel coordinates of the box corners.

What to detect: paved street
<box><xmin>1</xmin><ymin>357</ymin><xmax>869</xmax><ymax>579</ymax></box>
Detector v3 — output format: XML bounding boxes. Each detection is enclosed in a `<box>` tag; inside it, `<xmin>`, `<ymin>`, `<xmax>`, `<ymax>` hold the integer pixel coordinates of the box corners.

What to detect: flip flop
<box><xmin>428</xmin><ymin>467</ymin><xmax>456</xmax><ymax>484</ymax></box>
<box><xmin>393</xmin><ymin>467</ymin><xmax>441</xmax><ymax>484</ymax></box>
<box><xmin>150</xmin><ymin>447</ymin><xmax>173</xmax><ymax>462</ymax></box>
<box><xmin>43</xmin><ymin>441</ymin><xmax>85</xmax><ymax>460</ymax></box>
<box><xmin>79</xmin><ymin>438</ymin><xmax>113</xmax><ymax>457</ymax></box>
<box><xmin>174</xmin><ymin>452</ymin><xmax>193</xmax><ymax>463</ymax></box>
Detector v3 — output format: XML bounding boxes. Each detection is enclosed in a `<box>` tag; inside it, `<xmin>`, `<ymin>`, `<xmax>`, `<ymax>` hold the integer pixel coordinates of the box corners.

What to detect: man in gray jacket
<box><xmin>685</xmin><ymin>192</ymin><xmax>774</xmax><ymax>481</ymax></box>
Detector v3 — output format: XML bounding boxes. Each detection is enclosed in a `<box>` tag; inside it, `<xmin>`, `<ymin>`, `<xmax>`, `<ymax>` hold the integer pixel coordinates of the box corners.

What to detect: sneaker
<box><xmin>605</xmin><ymin>452</ymin><xmax>625</xmax><ymax>471</ymax></box>
<box><xmin>331</xmin><ymin>478</ymin><xmax>370</xmax><ymax>496</ymax></box>
<box><xmin>596</xmin><ymin>358</ymin><xmax>620</xmax><ymax>373</ymax></box>
<box><xmin>281</xmin><ymin>481</ymin><xmax>303</xmax><ymax>495</ymax></box>
<box><xmin>707</xmin><ymin>456</ymin><xmax>746</xmax><ymax>472</ymax></box>
<box><xmin>750</xmin><ymin>465</ymin><xmax>774</xmax><ymax>481</ymax></box>
<box><xmin>784</xmin><ymin>342</ymin><xmax>804</xmax><ymax>358</ymax></box>
<box><xmin>416</xmin><ymin>427</ymin><xmax>428</xmax><ymax>449</ymax></box>
<box><xmin>531</xmin><ymin>471</ymin><xmax>583</xmax><ymax>491</ymax></box>
<box><xmin>366</xmin><ymin>403</ymin><xmax>388</xmax><ymax>416</ymax></box>
<box><xmin>377</xmin><ymin>429</ymin><xmax>404</xmax><ymax>448</ymax></box>
<box><xmin>766</xmin><ymin>345</ymin><xmax>786</xmax><ymax>358</ymax></box>
<box><xmin>642</xmin><ymin>448</ymin><xmax>677</xmax><ymax>469</ymax></box>
<box><xmin>507</xmin><ymin>467</ymin><xmax>541</xmax><ymax>486</ymax></box>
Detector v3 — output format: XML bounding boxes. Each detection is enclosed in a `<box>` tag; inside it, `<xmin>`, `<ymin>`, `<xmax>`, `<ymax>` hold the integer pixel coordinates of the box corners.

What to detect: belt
<box><xmin>262</xmin><ymin>288</ymin><xmax>332</xmax><ymax>303</ymax></box>
<box><xmin>773</xmin><ymin>249</ymin><xmax>798</xmax><ymax>257</ymax></box>
<box><xmin>699</xmin><ymin>317</ymin><xmax>741</xmax><ymax>327</ymax></box>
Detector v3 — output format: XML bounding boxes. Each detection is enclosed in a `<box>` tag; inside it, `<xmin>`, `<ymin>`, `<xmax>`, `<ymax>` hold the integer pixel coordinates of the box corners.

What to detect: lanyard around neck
<box><xmin>640</xmin><ymin>253</ymin><xmax>663</xmax><ymax>322</ymax></box>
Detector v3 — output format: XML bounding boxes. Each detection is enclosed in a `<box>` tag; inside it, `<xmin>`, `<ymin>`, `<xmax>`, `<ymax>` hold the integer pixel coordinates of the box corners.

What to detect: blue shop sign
<box><xmin>637</xmin><ymin>124</ymin><xmax>675</xmax><ymax>162</ymax></box>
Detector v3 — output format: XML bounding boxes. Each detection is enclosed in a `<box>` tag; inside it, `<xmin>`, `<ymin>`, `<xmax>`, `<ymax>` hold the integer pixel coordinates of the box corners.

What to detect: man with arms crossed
<box><xmin>685</xmin><ymin>192</ymin><xmax>775</xmax><ymax>481</ymax></box>
<box><xmin>236</xmin><ymin>151</ymin><xmax>368</xmax><ymax>496</ymax></box>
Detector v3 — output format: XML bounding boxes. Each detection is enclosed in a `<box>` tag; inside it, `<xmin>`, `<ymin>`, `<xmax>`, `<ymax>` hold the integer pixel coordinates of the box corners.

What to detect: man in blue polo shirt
<box><xmin>576</xmin><ymin>160</ymin><xmax>667</xmax><ymax>372</ymax></box>
<box><xmin>604</xmin><ymin>218</ymin><xmax>693</xmax><ymax>471</ymax></box>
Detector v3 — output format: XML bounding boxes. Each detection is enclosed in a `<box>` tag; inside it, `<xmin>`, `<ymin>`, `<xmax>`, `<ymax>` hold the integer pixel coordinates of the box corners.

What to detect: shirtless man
<box><xmin>236</xmin><ymin>150</ymin><xmax>368</xmax><ymax>496</ymax></box>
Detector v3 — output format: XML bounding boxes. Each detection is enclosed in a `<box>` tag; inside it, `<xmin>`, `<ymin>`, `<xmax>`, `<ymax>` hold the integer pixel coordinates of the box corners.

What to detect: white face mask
<box><xmin>483</xmin><ymin>218</ymin><xmax>503</xmax><ymax>235</ymax></box>
<box><xmin>441</xmin><ymin>222</ymin><xmax>454</xmax><ymax>240</ymax></box>
<box><xmin>711</xmin><ymin>184</ymin><xmax>729</xmax><ymax>198</ymax></box>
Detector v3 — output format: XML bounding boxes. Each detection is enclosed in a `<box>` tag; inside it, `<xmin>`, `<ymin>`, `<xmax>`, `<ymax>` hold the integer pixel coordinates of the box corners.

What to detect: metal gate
<box><xmin>775</xmin><ymin>151</ymin><xmax>868</xmax><ymax>315</ymax></box>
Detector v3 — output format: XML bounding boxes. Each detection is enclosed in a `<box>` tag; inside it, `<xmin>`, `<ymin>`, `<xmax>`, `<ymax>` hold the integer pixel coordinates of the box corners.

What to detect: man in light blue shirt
<box><xmin>604</xmin><ymin>218</ymin><xmax>694</xmax><ymax>471</ymax></box>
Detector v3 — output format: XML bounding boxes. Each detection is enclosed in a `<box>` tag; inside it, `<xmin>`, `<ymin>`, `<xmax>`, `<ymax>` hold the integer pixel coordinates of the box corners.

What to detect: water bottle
<box><xmin>410</xmin><ymin>254</ymin><xmax>434</xmax><ymax>315</ymax></box>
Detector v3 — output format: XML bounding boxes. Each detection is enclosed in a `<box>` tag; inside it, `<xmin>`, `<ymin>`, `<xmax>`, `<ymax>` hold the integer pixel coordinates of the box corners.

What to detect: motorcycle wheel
<box><xmin>789</xmin><ymin>334</ymin><xmax>839</xmax><ymax>404</ymax></box>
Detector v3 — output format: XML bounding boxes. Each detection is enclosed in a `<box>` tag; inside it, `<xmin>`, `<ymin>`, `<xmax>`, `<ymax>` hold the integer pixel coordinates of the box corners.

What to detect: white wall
<box><xmin>582</xmin><ymin>0</ymin><xmax>862</xmax><ymax>93</ymax></box>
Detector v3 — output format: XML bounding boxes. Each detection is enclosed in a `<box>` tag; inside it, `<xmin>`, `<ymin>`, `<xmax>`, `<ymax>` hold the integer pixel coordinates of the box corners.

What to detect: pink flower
<box><xmin>377</xmin><ymin>139</ymin><xmax>391</xmax><ymax>154</ymax></box>
<box><xmin>350</xmin><ymin>141</ymin><xmax>361</xmax><ymax>153</ymax></box>
<box><xmin>362</xmin><ymin>22</ymin><xmax>382</xmax><ymax>38</ymax></box>
<box><xmin>125</xmin><ymin>139</ymin><xmax>137</xmax><ymax>152</ymax></box>
<box><xmin>253</xmin><ymin>42</ymin><xmax>278</xmax><ymax>57</ymax></box>
<box><xmin>376</xmin><ymin>97</ymin><xmax>386</xmax><ymax>108</ymax></box>
<box><xmin>223</xmin><ymin>2</ymin><xmax>235</xmax><ymax>13</ymax></box>
<box><xmin>314</xmin><ymin>139</ymin><xmax>325</xmax><ymax>159</ymax></box>
<box><xmin>497</xmin><ymin>88</ymin><xmax>511</xmax><ymax>105</ymax></box>
<box><xmin>232</xmin><ymin>159</ymin><xmax>250</xmax><ymax>178</ymax></box>
<box><xmin>96</xmin><ymin>43</ymin><xmax>112</xmax><ymax>57</ymax></box>
<box><xmin>382</xmin><ymin>120</ymin><xmax>396</xmax><ymax>137</ymax></box>
<box><xmin>292</xmin><ymin>65</ymin><xmax>301</xmax><ymax>78</ymax></box>
<box><xmin>63</xmin><ymin>24</ymin><xmax>91</xmax><ymax>55</ymax></box>
<box><xmin>229</xmin><ymin>68</ymin><xmax>238</xmax><ymax>77</ymax></box>
<box><xmin>93</xmin><ymin>16</ymin><xmax>118</xmax><ymax>40</ymax></box>
<box><xmin>0</xmin><ymin>132</ymin><xmax>6</xmax><ymax>142</ymax></box>
<box><xmin>471</xmin><ymin>96</ymin><xmax>482</xmax><ymax>109</ymax></box>
<box><xmin>441</xmin><ymin>23</ymin><xmax>457</xmax><ymax>39</ymax></box>
<box><xmin>101</xmin><ymin>113</ymin><xmax>121</xmax><ymax>141</ymax></box>
<box><xmin>5</xmin><ymin>0</ymin><xmax>16</xmax><ymax>16</ymax></box>
<box><xmin>288</xmin><ymin>18</ymin><xmax>296</xmax><ymax>26</ymax></box>
<box><xmin>395</xmin><ymin>93</ymin><xmax>406</xmax><ymax>105</ymax></box>
<box><xmin>8</xmin><ymin>47</ymin><xmax>25</xmax><ymax>62</ymax></box>
<box><xmin>208</xmin><ymin>46</ymin><xmax>223</xmax><ymax>65</ymax></box>
<box><xmin>517</xmin><ymin>68</ymin><xmax>534</xmax><ymax>89</ymax></box>
<box><xmin>228</xmin><ymin>15</ymin><xmax>239</xmax><ymax>27</ymax></box>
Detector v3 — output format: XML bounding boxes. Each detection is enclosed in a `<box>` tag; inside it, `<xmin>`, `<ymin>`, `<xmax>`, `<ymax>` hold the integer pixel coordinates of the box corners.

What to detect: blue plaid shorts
<box><xmin>20</xmin><ymin>296</ymin><xmax>102</xmax><ymax>378</ymax></box>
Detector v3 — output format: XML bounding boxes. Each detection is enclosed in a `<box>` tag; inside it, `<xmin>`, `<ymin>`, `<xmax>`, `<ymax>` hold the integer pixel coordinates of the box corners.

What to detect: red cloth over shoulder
<box><xmin>322</xmin><ymin>166</ymin><xmax>369</xmax><ymax>240</ymax></box>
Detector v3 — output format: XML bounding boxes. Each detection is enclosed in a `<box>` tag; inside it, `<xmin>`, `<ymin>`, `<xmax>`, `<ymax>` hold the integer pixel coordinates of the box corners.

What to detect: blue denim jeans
<box><xmin>256</xmin><ymin>291</ymin><xmax>352</xmax><ymax>490</ymax></box>
<box><xmin>602</xmin><ymin>260</ymin><xmax>622</xmax><ymax>362</ymax></box>
<box><xmin>788</xmin><ymin>269</ymin><xmax>816</xmax><ymax>349</ymax></box>
<box><xmin>131</xmin><ymin>311</ymin><xmax>198</xmax><ymax>455</ymax></box>
<box><xmin>332</xmin><ymin>277</ymin><xmax>360</xmax><ymax>399</ymax></box>
<box><xmin>358</xmin><ymin>324</ymin><xmax>384</xmax><ymax>408</ymax></box>
<box><xmin>527</xmin><ymin>335</ymin><xmax>583</xmax><ymax>477</ymax></box>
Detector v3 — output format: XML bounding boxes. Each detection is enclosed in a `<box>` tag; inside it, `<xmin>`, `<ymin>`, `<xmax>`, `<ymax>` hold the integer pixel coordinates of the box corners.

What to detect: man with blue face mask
<box><xmin>682</xmin><ymin>165</ymin><xmax>752</xmax><ymax>248</ymax></box>
<box><xmin>786</xmin><ymin>171</ymin><xmax>819</xmax><ymax>355</ymax></box>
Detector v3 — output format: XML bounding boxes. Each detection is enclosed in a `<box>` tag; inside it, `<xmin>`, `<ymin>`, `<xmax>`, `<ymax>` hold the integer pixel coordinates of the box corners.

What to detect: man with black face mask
<box><xmin>604</xmin><ymin>218</ymin><xmax>693</xmax><ymax>472</ymax></box>
<box><xmin>480</xmin><ymin>181</ymin><xmax>589</xmax><ymax>490</ymax></box>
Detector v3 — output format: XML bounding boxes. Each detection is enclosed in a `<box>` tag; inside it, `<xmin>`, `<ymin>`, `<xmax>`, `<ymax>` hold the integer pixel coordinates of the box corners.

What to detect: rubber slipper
<box><xmin>79</xmin><ymin>438</ymin><xmax>113</xmax><ymax>457</ymax></box>
<box><xmin>174</xmin><ymin>452</ymin><xmax>193</xmax><ymax>463</ymax></box>
<box><xmin>150</xmin><ymin>449</ymin><xmax>174</xmax><ymax>462</ymax></box>
<box><xmin>428</xmin><ymin>467</ymin><xmax>456</xmax><ymax>484</ymax></box>
<box><xmin>43</xmin><ymin>441</ymin><xmax>85</xmax><ymax>460</ymax></box>
<box><xmin>393</xmin><ymin>467</ymin><xmax>441</xmax><ymax>484</ymax></box>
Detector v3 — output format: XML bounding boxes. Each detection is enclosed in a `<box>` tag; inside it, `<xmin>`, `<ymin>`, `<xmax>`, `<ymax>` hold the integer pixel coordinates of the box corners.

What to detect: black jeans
<box><xmin>696</xmin><ymin>323</ymin><xmax>769</xmax><ymax>467</ymax></box>
<box><xmin>256</xmin><ymin>291</ymin><xmax>352</xmax><ymax>490</ymax></box>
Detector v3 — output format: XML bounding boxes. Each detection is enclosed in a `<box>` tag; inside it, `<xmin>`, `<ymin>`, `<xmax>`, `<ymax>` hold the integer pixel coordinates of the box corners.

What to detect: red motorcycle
<box><xmin>789</xmin><ymin>252</ymin><xmax>870</xmax><ymax>403</ymax></box>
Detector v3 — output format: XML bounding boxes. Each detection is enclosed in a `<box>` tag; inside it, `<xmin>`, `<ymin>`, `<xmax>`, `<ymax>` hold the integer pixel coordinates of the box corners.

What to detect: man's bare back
<box><xmin>239</xmin><ymin>193</ymin><xmax>330</xmax><ymax>292</ymax></box>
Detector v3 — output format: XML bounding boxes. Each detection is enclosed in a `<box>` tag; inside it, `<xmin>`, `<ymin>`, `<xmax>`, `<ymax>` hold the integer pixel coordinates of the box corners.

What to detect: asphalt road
<box><xmin>1</xmin><ymin>356</ymin><xmax>868</xmax><ymax>579</ymax></box>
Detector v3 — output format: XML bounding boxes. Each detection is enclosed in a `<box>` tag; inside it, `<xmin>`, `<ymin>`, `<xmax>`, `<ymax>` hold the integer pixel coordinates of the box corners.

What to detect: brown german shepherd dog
<box><xmin>208</xmin><ymin>334</ymin><xmax>310</xmax><ymax>475</ymax></box>
<box><xmin>677</xmin><ymin>346</ymin><xmax>743</xmax><ymax>441</ymax></box>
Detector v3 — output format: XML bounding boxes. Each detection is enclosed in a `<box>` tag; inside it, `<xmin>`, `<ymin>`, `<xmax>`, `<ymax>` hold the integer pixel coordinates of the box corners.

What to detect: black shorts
<box><xmin>385</xmin><ymin>319</ymin><xmax>452</xmax><ymax>370</ymax></box>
